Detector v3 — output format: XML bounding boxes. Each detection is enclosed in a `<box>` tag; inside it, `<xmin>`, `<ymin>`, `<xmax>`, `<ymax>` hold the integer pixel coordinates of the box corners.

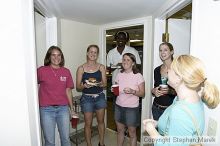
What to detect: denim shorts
<box><xmin>114</xmin><ymin>104</ymin><xmax>140</xmax><ymax>127</ymax></box>
<box><xmin>80</xmin><ymin>92</ymin><xmax>107</xmax><ymax>112</ymax></box>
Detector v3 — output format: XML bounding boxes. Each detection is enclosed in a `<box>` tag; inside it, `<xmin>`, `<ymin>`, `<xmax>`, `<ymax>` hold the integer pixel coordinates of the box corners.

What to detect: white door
<box><xmin>168</xmin><ymin>18</ymin><xmax>191</xmax><ymax>56</ymax></box>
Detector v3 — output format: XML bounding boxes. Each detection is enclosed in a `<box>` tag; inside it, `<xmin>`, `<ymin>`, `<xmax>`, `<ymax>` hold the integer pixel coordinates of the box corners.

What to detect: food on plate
<box><xmin>85</xmin><ymin>78</ymin><xmax>100</xmax><ymax>86</ymax></box>
<box><xmin>88</xmin><ymin>78</ymin><xmax>97</xmax><ymax>83</ymax></box>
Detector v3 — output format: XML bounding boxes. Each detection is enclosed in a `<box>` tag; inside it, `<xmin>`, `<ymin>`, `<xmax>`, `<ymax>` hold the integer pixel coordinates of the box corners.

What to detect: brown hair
<box><xmin>121</xmin><ymin>53</ymin><xmax>139</xmax><ymax>74</ymax></box>
<box><xmin>44</xmin><ymin>46</ymin><xmax>65</xmax><ymax>67</ymax></box>
<box><xmin>87</xmin><ymin>44</ymin><xmax>99</xmax><ymax>54</ymax></box>
<box><xmin>159</xmin><ymin>42</ymin><xmax>174</xmax><ymax>60</ymax></box>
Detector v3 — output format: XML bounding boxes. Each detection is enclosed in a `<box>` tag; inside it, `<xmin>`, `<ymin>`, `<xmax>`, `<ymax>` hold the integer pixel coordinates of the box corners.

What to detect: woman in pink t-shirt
<box><xmin>37</xmin><ymin>46</ymin><xmax>74</xmax><ymax>146</ymax></box>
<box><xmin>114</xmin><ymin>53</ymin><xmax>145</xmax><ymax>146</ymax></box>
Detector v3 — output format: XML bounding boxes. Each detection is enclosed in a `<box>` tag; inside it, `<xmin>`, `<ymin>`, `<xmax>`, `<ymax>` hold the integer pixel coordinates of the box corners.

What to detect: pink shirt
<box><xmin>37</xmin><ymin>66</ymin><xmax>74</xmax><ymax>107</ymax></box>
<box><xmin>115</xmin><ymin>72</ymin><xmax>144</xmax><ymax>107</ymax></box>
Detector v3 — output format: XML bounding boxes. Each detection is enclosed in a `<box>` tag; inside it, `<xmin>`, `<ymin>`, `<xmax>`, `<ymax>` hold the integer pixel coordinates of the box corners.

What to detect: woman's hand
<box><xmin>123</xmin><ymin>87</ymin><xmax>135</xmax><ymax>94</ymax></box>
<box><xmin>82</xmin><ymin>82</ymin><xmax>93</xmax><ymax>88</ymax></box>
<box><xmin>98</xmin><ymin>82</ymin><xmax>104</xmax><ymax>87</ymax></box>
<box><xmin>153</xmin><ymin>86</ymin><xmax>168</xmax><ymax>97</ymax></box>
<box><xmin>143</xmin><ymin>119</ymin><xmax>158</xmax><ymax>137</ymax></box>
<box><xmin>143</xmin><ymin>119</ymin><xmax>158</xmax><ymax>128</ymax></box>
<box><xmin>70</xmin><ymin>109</ymin><xmax>79</xmax><ymax>118</ymax></box>
<box><xmin>159</xmin><ymin>86</ymin><xmax>169</xmax><ymax>95</ymax></box>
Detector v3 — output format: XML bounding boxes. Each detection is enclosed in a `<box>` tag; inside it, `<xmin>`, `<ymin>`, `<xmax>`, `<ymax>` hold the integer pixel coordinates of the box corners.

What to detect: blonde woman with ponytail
<box><xmin>143</xmin><ymin>55</ymin><xmax>219</xmax><ymax>146</ymax></box>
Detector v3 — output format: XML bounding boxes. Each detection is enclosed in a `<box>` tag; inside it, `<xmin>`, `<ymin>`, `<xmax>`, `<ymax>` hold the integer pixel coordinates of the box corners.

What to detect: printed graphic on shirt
<box><xmin>60</xmin><ymin>76</ymin><xmax>67</xmax><ymax>82</ymax></box>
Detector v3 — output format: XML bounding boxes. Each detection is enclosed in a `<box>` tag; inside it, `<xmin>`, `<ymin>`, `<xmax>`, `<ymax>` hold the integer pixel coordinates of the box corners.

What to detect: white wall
<box><xmin>35</xmin><ymin>12</ymin><xmax>46</xmax><ymax>67</ymax></box>
<box><xmin>190</xmin><ymin>0</ymin><xmax>220</xmax><ymax>145</ymax></box>
<box><xmin>153</xmin><ymin>19</ymin><xmax>165</xmax><ymax>68</ymax></box>
<box><xmin>0</xmin><ymin>0</ymin><xmax>41</xmax><ymax>146</ymax></box>
<box><xmin>35</xmin><ymin>18</ymin><xmax>99</xmax><ymax>145</ymax></box>
<box><xmin>60</xmin><ymin>19</ymin><xmax>99</xmax><ymax>96</ymax></box>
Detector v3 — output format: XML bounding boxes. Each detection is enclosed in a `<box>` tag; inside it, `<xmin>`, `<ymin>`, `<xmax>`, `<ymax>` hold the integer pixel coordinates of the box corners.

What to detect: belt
<box><xmin>40</xmin><ymin>105</ymin><xmax>66</xmax><ymax>108</ymax></box>
<box><xmin>51</xmin><ymin>105</ymin><xmax>63</xmax><ymax>108</ymax></box>
<box><xmin>83</xmin><ymin>92</ymin><xmax>103</xmax><ymax>98</ymax></box>
<box><xmin>153</xmin><ymin>102</ymin><xmax>168</xmax><ymax>110</ymax></box>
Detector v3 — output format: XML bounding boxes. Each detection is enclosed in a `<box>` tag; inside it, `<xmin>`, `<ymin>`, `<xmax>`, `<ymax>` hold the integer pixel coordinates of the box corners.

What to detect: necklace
<box><xmin>50</xmin><ymin>67</ymin><xmax>58</xmax><ymax>77</ymax></box>
<box><xmin>87</xmin><ymin>63</ymin><xmax>97</xmax><ymax>72</ymax></box>
<box><xmin>162</xmin><ymin>64</ymin><xmax>169</xmax><ymax>75</ymax></box>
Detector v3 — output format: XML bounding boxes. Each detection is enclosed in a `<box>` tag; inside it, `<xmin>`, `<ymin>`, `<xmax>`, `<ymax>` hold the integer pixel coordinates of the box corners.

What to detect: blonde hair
<box><xmin>171</xmin><ymin>55</ymin><xmax>219</xmax><ymax>109</ymax></box>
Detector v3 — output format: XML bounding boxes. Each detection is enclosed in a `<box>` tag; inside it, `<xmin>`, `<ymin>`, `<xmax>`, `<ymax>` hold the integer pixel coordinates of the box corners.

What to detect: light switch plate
<box><xmin>207</xmin><ymin>117</ymin><xmax>217</xmax><ymax>136</ymax></box>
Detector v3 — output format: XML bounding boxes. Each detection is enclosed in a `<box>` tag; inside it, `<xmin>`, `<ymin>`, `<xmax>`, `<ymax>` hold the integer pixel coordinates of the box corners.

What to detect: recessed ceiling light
<box><xmin>106</xmin><ymin>34</ymin><xmax>113</xmax><ymax>37</ymax></box>
<box><xmin>130</xmin><ymin>39</ymin><xmax>143</xmax><ymax>42</ymax></box>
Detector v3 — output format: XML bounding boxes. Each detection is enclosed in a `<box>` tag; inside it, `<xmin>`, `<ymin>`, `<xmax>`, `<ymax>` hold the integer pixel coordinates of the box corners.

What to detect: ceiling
<box><xmin>34</xmin><ymin>0</ymin><xmax>166</xmax><ymax>25</ymax></box>
<box><xmin>34</xmin><ymin>0</ymin><xmax>191</xmax><ymax>47</ymax></box>
<box><xmin>105</xmin><ymin>3</ymin><xmax>192</xmax><ymax>46</ymax></box>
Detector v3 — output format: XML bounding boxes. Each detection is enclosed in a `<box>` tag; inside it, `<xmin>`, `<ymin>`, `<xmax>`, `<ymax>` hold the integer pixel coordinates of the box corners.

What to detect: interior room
<box><xmin>1</xmin><ymin>0</ymin><xmax>220</xmax><ymax>146</ymax></box>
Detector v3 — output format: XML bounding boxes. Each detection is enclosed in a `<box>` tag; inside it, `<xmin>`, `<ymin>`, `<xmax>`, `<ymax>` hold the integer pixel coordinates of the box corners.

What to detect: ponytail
<box><xmin>201</xmin><ymin>80</ymin><xmax>220</xmax><ymax>109</ymax></box>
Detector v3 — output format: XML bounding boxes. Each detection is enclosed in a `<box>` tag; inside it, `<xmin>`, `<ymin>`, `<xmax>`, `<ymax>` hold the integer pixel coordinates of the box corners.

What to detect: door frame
<box><xmin>99</xmin><ymin>16</ymin><xmax>154</xmax><ymax>145</ymax></box>
<box><xmin>98</xmin><ymin>0</ymin><xmax>192</xmax><ymax>145</ymax></box>
<box><xmin>153</xmin><ymin>0</ymin><xmax>192</xmax><ymax>57</ymax></box>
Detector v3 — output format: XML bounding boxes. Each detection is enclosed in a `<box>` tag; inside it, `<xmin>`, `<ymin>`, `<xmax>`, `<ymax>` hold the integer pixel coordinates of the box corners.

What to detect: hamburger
<box><xmin>85</xmin><ymin>78</ymin><xmax>100</xmax><ymax>86</ymax></box>
<box><xmin>88</xmin><ymin>77</ymin><xmax>97</xmax><ymax>83</ymax></box>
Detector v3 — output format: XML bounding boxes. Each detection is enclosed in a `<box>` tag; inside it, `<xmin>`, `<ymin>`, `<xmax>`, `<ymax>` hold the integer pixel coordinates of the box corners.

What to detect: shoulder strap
<box><xmin>180</xmin><ymin>104</ymin><xmax>201</xmax><ymax>137</ymax></box>
<box><xmin>164</xmin><ymin>116</ymin><xmax>170</xmax><ymax>136</ymax></box>
<box><xmin>164</xmin><ymin>104</ymin><xmax>174</xmax><ymax>136</ymax></box>
<box><xmin>81</xmin><ymin>65</ymin><xmax>85</xmax><ymax>72</ymax></box>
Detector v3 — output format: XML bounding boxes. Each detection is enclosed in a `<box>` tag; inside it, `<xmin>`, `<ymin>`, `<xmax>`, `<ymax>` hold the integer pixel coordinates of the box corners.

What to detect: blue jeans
<box><xmin>40</xmin><ymin>105</ymin><xmax>71</xmax><ymax>146</ymax></box>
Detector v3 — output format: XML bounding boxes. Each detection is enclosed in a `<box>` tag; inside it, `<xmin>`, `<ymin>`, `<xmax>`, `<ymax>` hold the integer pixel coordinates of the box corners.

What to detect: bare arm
<box><xmin>99</xmin><ymin>64</ymin><xmax>107</xmax><ymax>88</ymax></box>
<box><xmin>76</xmin><ymin>66</ymin><xmax>84</xmax><ymax>91</ymax></box>
<box><xmin>152</xmin><ymin>86</ymin><xmax>167</xmax><ymax>97</ymax></box>
<box><xmin>66</xmin><ymin>88</ymin><xmax>73</xmax><ymax>110</ymax></box>
<box><xmin>124</xmin><ymin>82</ymin><xmax>145</xmax><ymax>98</ymax></box>
<box><xmin>135</xmin><ymin>82</ymin><xmax>145</xmax><ymax>97</ymax></box>
<box><xmin>143</xmin><ymin>119</ymin><xmax>161</xmax><ymax>139</ymax></box>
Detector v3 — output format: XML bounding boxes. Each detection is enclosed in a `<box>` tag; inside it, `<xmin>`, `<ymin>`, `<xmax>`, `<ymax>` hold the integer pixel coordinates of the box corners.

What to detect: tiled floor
<box><xmin>75</xmin><ymin>128</ymin><xmax>140</xmax><ymax>146</ymax></box>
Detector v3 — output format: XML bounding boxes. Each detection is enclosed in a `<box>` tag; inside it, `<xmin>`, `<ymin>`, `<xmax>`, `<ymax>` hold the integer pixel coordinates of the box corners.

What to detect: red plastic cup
<box><xmin>112</xmin><ymin>84</ymin><xmax>119</xmax><ymax>96</ymax></box>
<box><xmin>71</xmin><ymin>117</ymin><xmax>79</xmax><ymax>128</ymax></box>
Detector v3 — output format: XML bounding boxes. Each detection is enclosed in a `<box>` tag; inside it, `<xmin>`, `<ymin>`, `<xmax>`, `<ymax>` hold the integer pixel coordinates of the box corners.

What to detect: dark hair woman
<box><xmin>37</xmin><ymin>46</ymin><xmax>74</xmax><ymax>146</ymax></box>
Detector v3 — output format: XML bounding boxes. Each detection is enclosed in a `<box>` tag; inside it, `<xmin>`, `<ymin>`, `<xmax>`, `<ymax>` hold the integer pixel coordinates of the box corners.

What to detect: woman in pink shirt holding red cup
<box><xmin>112</xmin><ymin>53</ymin><xmax>145</xmax><ymax>146</ymax></box>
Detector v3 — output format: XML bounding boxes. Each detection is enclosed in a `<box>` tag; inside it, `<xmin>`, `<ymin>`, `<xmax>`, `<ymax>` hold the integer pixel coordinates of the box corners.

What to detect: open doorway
<box><xmin>105</xmin><ymin>25</ymin><xmax>144</xmax><ymax>142</ymax></box>
<box><xmin>153</xmin><ymin>3</ymin><xmax>192</xmax><ymax>69</ymax></box>
<box><xmin>167</xmin><ymin>3</ymin><xmax>192</xmax><ymax>56</ymax></box>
